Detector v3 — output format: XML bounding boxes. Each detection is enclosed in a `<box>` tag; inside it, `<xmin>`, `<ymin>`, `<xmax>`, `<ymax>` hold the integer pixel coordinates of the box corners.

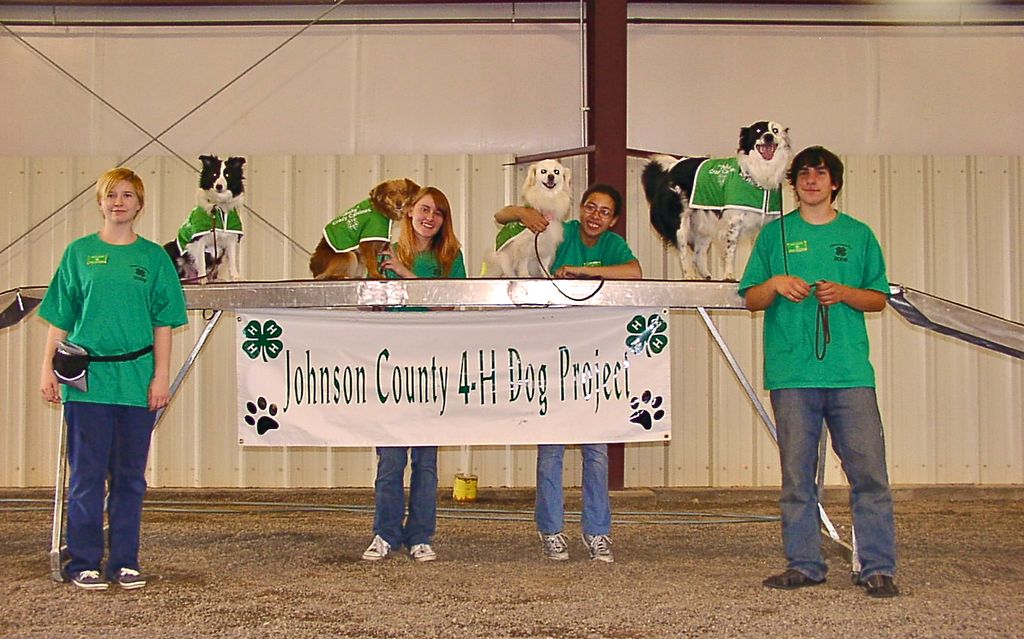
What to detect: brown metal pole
<box><xmin>586</xmin><ymin>0</ymin><xmax>628</xmax><ymax>490</ymax></box>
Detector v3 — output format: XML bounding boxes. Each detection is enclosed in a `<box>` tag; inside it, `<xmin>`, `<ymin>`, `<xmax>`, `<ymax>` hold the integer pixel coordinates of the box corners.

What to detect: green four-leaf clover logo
<box><xmin>242</xmin><ymin>319</ymin><xmax>284</xmax><ymax>362</ymax></box>
<box><xmin>625</xmin><ymin>313</ymin><xmax>668</xmax><ymax>357</ymax></box>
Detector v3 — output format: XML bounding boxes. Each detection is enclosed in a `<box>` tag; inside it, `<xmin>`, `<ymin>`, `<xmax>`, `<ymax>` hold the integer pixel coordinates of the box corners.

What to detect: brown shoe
<box><xmin>860</xmin><ymin>574</ymin><xmax>900</xmax><ymax>598</ymax></box>
<box><xmin>762</xmin><ymin>569</ymin><xmax>825</xmax><ymax>590</ymax></box>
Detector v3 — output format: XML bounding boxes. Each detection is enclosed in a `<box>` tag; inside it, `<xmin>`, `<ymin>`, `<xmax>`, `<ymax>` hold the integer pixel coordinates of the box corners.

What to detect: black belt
<box><xmin>89</xmin><ymin>345</ymin><xmax>154</xmax><ymax>362</ymax></box>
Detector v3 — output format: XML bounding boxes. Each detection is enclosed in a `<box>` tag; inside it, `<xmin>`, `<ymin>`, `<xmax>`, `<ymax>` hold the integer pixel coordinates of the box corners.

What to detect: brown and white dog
<box><xmin>642</xmin><ymin>121</ymin><xmax>792</xmax><ymax>280</ymax></box>
<box><xmin>308</xmin><ymin>178</ymin><xmax>421</xmax><ymax>280</ymax></box>
<box><xmin>484</xmin><ymin>159</ymin><xmax>573</xmax><ymax>277</ymax></box>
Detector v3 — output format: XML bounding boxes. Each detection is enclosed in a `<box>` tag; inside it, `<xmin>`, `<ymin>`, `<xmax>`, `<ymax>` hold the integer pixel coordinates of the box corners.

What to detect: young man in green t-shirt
<box><xmin>739</xmin><ymin>147</ymin><xmax>899</xmax><ymax>598</ymax></box>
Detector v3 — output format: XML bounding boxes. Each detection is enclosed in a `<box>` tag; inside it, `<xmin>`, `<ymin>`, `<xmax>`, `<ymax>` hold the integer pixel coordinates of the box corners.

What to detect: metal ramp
<box><xmin>887</xmin><ymin>284</ymin><xmax>1024</xmax><ymax>359</ymax></box>
<box><xmin>5</xmin><ymin>279</ymin><xmax>1019</xmax><ymax>581</ymax></box>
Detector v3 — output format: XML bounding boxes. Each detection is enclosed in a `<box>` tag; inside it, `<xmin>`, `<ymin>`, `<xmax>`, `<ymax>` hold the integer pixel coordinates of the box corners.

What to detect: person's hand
<box><xmin>515</xmin><ymin>207</ymin><xmax>550</xmax><ymax>233</ymax></box>
<box><xmin>148</xmin><ymin>374</ymin><xmax>170</xmax><ymax>411</ymax></box>
<box><xmin>554</xmin><ymin>265</ymin><xmax>592</xmax><ymax>279</ymax></box>
<box><xmin>378</xmin><ymin>246</ymin><xmax>414</xmax><ymax>279</ymax></box>
<box><xmin>40</xmin><ymin>369</ymin><xmax>61</xmax><ymax>404</ymax></box>
<box><xmin>814</xmin><ymin>280</ymin><xmax>848</xmax><ymax>307</ymax></box>
<box><xmin>772</xmin><ymin>275</ymin><xmax>813</xmax><ymax>303</ymax></box>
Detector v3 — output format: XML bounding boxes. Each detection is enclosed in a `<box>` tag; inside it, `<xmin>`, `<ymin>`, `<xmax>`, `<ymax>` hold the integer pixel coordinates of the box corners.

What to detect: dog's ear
<box><xmin>522</xmin><ymin>163</ymin><xmax>538</xmax><ymax>192</ymax></box>
<box><xmin>368</xmin><ymin>180</ymin><xmax>384</xmax><ymax>202</ymax></box>
<box><xmin>562</xmin><ymin>165</ymin><xmax>572</xmax><ymax>196</ymax></box>
<box><xmin>199</xmin><ymin>154</ymin><xmax>219</xmax><ymax>168</ymax></box>
<box><xmin>404</xmin><ymin>178</ymin><xmax>420</xmax><ymax>198</ymax></box>
<box><xmin>737</xmin><ymin>127</ymin><xmax>752</xmax><ymax>153</ymax></box>
<box><xmin>227</xmin><ymin>156</ymin><xmax>246</xmax><ymax>168</ymax></box>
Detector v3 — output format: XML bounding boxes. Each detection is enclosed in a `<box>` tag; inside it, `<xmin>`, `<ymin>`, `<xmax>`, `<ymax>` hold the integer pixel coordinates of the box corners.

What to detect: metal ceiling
<box><xmin>7</xmin><ymin>1</ymin><xmax>1024</xmax><ymax>6</ymax></box>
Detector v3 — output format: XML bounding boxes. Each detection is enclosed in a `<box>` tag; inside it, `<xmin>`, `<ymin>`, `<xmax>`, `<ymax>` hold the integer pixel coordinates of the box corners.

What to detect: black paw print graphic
<box><xmin>244</xmin><ymin>397</ymin><xmax>279</xmax><ymax>435</ymax></box>
<box><xmin>629</xmin><ymin>390</ymin><xmax>665</xmax><ymax>430</ymax></box>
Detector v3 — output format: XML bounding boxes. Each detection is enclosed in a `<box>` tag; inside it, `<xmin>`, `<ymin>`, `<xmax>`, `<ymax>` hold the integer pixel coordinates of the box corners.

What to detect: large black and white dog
<box><xmin>165</xmin><ymin>155</ymin><xmax>246</xmax><ymax>282</ymax></box>
<box><xmin>642</xmin><ymin>121</ymin><xmax>791</xmax><ymax>280</ymax></box>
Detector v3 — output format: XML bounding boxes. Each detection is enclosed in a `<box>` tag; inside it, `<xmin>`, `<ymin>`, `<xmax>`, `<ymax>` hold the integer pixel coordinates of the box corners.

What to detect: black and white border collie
<box><xmin>642</xmin><ymin>121</ymin><xmax>792</xmax><ymax>280</ymax></box>
<box><xmin>165</xmin><ymin>155</ymin><xmax>246</xmax><ymax>283</ymax></box>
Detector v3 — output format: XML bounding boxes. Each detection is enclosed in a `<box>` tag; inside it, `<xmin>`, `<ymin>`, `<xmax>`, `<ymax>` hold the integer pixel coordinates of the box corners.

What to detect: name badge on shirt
<box><xmin>786</xmin><ymin>240</ymin><xmax>808</xmax><ymax>254</ymax></box>
<box><xmin>86</xmin><ymin>255</ymin><xmax>108</xmax><ymax>266</ymax></box>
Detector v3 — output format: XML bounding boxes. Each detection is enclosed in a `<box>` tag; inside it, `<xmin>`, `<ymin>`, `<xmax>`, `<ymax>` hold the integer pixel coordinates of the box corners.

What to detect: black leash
<box><xmin>815</xmin><ymin>301</ymin><xmax>831</xmax><ymax>361</ymax></box>
<box><xmin>534</xmin><ymin>228</ymin><xmax>605</xmax><ymax>302</ymax></box>
<box><xmin>780</xmin><ymin>212</ymin><xmax>830</xmax><ymax>360</ymax></box>
<box><xmin>179</xmin><ymin>207</ymin><xmax>224</xmax><ymax>284</ymax></box>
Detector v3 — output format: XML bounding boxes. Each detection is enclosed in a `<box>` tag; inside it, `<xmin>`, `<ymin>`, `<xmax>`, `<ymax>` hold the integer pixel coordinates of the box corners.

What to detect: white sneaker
<box><xmin>361</xmin><ymin>535</ymin><xmax>391</xmax><ymax>561</ymax></box>
<box><xmin>583</xmin><ymin>533</ymin><xmax>614</xmax><ymax>563</ymax></box>
<box><xmin>409</xmin><ymin>543</ymin><xmax>437</xmax><ymax>562</ymax></box>
<box><xmin>539</xmin><ymin>532</ymin><xmax>569</xmax><ymax>561</ymax></box>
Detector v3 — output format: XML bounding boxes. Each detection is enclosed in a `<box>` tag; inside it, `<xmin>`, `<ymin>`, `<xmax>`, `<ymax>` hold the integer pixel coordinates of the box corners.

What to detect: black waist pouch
<box><xmin>53</xmin><ymin>340</ymin><xmax>153</xmax><ymax>392</ymax></box>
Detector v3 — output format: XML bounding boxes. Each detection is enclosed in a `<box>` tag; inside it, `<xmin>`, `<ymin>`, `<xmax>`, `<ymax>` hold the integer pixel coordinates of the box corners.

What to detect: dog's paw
<box><xmin>629</xmin><ymin>390</ymin><xmax>665</xmax><ymax>430</ymax></box>
<box><xmin>243</xmin><ymin>396</ymin><xmax>280</xmax><ymax>435</ymax></box>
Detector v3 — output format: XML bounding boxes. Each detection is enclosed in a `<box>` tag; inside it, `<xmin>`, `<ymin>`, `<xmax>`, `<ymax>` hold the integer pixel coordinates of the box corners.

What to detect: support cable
<box><xmin>0</xmin><ymin>2</ymin><xmax>350</xmax><ymax>259</ymax></box>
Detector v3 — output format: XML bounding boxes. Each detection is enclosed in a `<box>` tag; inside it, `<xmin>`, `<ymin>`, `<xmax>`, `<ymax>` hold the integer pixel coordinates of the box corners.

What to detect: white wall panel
<box><xmin>1</xmin><ymin>153</ymin><xmax>1022</xmax><ymax>489</ymax></box>
<box><xmin>972</xmin><ymin>157</ymin><xmax>1021</xmax><ymax>483</ymax></box>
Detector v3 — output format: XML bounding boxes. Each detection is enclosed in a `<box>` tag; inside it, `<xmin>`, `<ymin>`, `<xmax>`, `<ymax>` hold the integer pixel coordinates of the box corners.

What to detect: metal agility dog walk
<box><xmin>2</xmin><ymin>279</ymin><xmax>1021</xmax><ymax>581</ymax></box>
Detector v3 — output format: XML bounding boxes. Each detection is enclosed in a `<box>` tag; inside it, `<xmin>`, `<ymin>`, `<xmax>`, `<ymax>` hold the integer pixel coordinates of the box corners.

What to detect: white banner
<box><xmin>235</xmin><ymin>307</ymin><xmax>671</xmax><ymax>447</ymax></box>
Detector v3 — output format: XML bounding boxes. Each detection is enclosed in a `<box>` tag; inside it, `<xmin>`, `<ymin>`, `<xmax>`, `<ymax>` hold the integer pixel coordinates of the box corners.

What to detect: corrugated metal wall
<box><xmin>1</xmin><ymin>153</ymin><xmax>1021</xmax><ymax>488</ymax></box>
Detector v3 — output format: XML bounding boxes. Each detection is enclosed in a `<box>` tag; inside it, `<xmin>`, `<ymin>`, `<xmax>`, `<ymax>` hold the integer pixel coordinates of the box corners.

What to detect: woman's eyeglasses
<box><xmin>582</xmin><ymin>202</ymin><xmax>614</xmax><ymax>218</ymax></box>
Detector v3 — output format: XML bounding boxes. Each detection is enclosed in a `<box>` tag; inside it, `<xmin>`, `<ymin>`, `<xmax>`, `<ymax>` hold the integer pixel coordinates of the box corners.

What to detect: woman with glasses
<box><xmin>494</xmin><ymin>183</ymin><xmax>641</xmax><ymax>562</ymax></box>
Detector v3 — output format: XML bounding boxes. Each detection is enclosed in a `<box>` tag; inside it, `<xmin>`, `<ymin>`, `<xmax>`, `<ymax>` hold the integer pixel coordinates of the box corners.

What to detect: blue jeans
<box><xmin>373</xmin><ymin>446</ymin><xmax>438</xmax><ymax>548</ymax></box>
<box><xmin>770</xmin><ymin>387</ymin><xmax>897</xmax><ymax>581</ymax></box>
<box><xmin>535</xmin><ymin>444</ymin><xmax>611</xmax><ymax>536</ymax></box>
<box><xmin>63</xmin><ymin>401</ymin><xmax>155</xmax><ymax>579</ymax></box>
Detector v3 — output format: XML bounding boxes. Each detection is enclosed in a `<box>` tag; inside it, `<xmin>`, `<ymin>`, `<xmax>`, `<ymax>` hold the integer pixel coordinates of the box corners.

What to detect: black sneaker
<box><xmin>762</xmin><ymin>569</ymin><xmax>825</xmax><ymax>590</ymax></box>
<box><xmin>71</xmin><ymin>569</ymin><xmax>108</xmax><ymax>591</ymax></box>
<box><xmin>115</xmin><ymin>568</ymin><xmax>147</xmax><ymax>590</ymax></box>
<box><xmin>860</xmin><ymin>574</ymin><xmax>899</xmax><ymax>598</ymax></box>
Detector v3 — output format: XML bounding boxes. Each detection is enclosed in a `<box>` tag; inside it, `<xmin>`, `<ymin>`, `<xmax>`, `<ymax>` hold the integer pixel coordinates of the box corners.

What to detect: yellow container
<box><xmin>452</xmin><ymin>473</ymin><xmax>478</xmax><ymax>502</ymax></box>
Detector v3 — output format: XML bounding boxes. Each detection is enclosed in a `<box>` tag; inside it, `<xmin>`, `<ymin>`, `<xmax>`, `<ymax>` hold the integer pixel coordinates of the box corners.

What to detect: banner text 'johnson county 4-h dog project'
<box><xmin>235</xmin><ymin>307</ymin><xmax>671</xmax><ymax>447</ymax></box>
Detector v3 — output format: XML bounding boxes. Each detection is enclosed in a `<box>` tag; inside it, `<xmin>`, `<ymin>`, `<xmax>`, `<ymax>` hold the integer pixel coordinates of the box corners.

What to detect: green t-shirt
<box><xmin>385</xmin><ymin>248</ymin><xmax>466</xmax><ymax>312</ymax></box>
<box><xmin>385</xmin><ymin>248</ymin><xmax>467</xmax><ymax>280</ymax></box>
<box><xmin>39</xmin><ymin>233</ymin><xmax>189</xmax><ymax>407</ymax></box>
<box><xmin>323</xmin><ymin>198</ymin><xmax>393</xmax><ymax>253</ymax></box>
<box><xmin>175</xmin><ymin>205</ymin><xmax>243</xmax><ymax>252</ymax></box>
<box><xmin>738</xmin><ymin>211</ymin><xmax>889</xmax><ymax>390</ymax></box>
<box><xmin>550</xmin><ymin>220</ymin><xmax>637</xmax><ymax>271</ymax></box>
<box><xmin>690</xmin><ymin>157</ymin><xmax>783</xmax><ymax>215</ymax></box>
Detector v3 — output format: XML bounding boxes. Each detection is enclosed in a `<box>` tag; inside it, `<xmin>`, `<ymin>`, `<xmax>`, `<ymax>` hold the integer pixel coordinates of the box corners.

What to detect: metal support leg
<box><xmin>48</xmin><ymin>310</ymin><xmax>224</xmax><ymax>580</ymax></box>
<box><xmin>48</xmin><ymin>413</ymin><xmax>69</xmax><ymax>582</ymax></box>
<box><xmin>155</xmin><ymin>310</ymin><xmax>223</xmax><ymax>427</ymax></box>
<box><xmin>696</xmin><ymin>307</ymin><xmax>852</xmax><ymax>564</ymax></box>
<box><xmin>696</xmin><ymin>307</ymin><xmax>776</xmax><ymax>440</ymax></box>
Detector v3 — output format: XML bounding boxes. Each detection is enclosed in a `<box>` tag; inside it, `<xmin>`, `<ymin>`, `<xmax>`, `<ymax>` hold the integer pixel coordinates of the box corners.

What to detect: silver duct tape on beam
<box><xmin>182</xmin><ymin>279</ymin><xmax>747</xmax><ymax>310</ymax></box>
<box><xmin>889</xmin><ymin>284</ymin><xmax>1024</xmax><ymax>359</ymax></box>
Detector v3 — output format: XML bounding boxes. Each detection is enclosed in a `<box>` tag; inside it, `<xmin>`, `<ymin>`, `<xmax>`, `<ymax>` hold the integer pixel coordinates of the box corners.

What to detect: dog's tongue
<box><xmin>758</xmin><ymin>143</ymin><xmax>777</xmax><ymax>161</ymax></box>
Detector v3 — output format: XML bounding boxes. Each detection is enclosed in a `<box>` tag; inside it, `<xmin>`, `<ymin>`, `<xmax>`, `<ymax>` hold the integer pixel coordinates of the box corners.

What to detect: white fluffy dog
<box><xmin>486</xmin><ymin>159</ymin><xmax>573</xmax><ymax>277</ymax></box>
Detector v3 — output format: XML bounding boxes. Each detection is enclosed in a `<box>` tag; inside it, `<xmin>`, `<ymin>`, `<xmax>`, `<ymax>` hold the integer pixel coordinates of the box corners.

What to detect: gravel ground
<box><xmin>1</xmin><ymin>488</ymin><xmax>1022</xmax><ymax>638</ymax></box>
